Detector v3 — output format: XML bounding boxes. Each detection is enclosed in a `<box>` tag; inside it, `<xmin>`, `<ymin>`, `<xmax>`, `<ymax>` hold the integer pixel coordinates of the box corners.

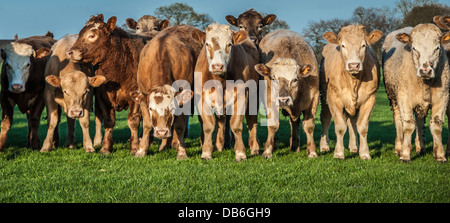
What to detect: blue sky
<box><xmin>0</xmin><ymin>0</ymin><xmax>410</xmax><ymax>39</ymax></box>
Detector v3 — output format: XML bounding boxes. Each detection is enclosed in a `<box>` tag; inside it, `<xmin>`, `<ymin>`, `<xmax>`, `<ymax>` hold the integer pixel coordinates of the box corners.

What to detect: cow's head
<box><xmin>46</xmin><ymin>71</ymin><xmax>106</xmax><ymax>118</ymax></box>
<box><xmin>126</xmin><ymin>15</ymin><xmax>169</xmax><ymax>34</ymax></box>
<box><xmin>225</xmin><ymin>9</ymin><xmax>276</xmax><ymax>45</ymax></box>
<box><xmin>396</xmin><ymin>24</ymin><xmax>450</xmax><ymax>79</ymax></box>
<box><xmin>323</xmin><ymin>24</ymin><xmax>382</xmax><ymax>76</ymax></box>
<box><xmin>255</xmin><ymin>58</ymin><xmax>312</xmax><ymax>108</ymax></box>
<box><xmin>1</xmin><ymin>42</ymin><xmax>51</xmax><ymax>93</ymax></box>
<box><xmin>200</xmin><ymin>24</ymin><xmax>248</xmax><ymax>75</ymax></box>
<box><xmin>67</xmin><ymin>14</ymin><xmax>116</xmax><ymax>64</ymax></box>
<box><xmin>130</xmin><ymin>85</ymin><xmax>193</xmax><ymax>139</ymax></box>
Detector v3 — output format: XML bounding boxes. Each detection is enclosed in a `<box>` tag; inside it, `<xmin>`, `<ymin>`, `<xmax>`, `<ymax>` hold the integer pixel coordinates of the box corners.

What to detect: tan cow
<box><xmin>320</xmin><ymin>24</ymin><xmax>382</xmax><ymax>160</ymax></box>
<box><xmin>126</xmin><ymin>15</ymin><xmax>170</xmax><ymax>34</ymax></box>
<box><xmin>194</xmin><ymin>24</ymin><xmax>260</xmax><ymax>162</ymax></box>
<box><xmin>254</xmin><ymin>29</ymin><xmax>319</xmax><ymax>158</ymax></box>
<box><xmin>41</xmin><ymin>34</ymin><xmax>106</xmax><ymax>153</ymax></box>
<box><xmin>383</xmin><ymin>24</ymin><xmax>450</xmax><ymax>162</ymax></box>
<box><xmin>130</xmin><ymin>25</ymin><xmax>204</xmax><ymax>159</ymax></box>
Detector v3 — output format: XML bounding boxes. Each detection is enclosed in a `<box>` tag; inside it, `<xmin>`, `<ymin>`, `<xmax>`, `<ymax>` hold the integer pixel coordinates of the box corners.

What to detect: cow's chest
<box><xmin>15</xmin><ymin>92</ymin><xmax>39</xmax><ymax>113</ymax></box>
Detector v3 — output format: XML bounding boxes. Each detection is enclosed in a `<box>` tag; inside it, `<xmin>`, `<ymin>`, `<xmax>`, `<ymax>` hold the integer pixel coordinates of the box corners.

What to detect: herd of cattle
<box><xmin>1</xmin><ymin>9</ymin><xmax>450</xmax><ymax>162</ymax></box>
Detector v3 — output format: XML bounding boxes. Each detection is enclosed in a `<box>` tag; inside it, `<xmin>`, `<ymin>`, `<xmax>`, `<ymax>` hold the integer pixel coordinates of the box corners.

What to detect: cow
<box><xmin>254</xmin><ymin>29</ymin><xmax>320</xmax><ymax>158</ymax></box>
<box><xmin>319</xmin><ymin>24</ymin><xmax>382</xmax><ymax>160</ymax></box>
<box><xmin>67</xmin><ymin>14</ymin><xmax>152</xmax><ymax>155</ymax></box>
<box><xmin>194</xmin><ymin>23</ymin><xmax>260</xmax><ymax>162</ymax></box>
<box><xmin>130</xmin><ymin>25</ymin><xmax>204</xmax><ymax>159</ymax></box>
<box><xmin>40</xmin><ymin>34</ymin><xmax>106</xmax><ymax>153</ymax></box>
<box><xmin>433</xmin><ymin>15</ymin><xmax>450</xmax><ymax>157</ymax></box>
<box><xmin>225</xmin><ymin>9</ymin><xmax>276</xmax><ymax>45</ymax></box>
<box><xmin>383</xmin><ymin>24</ymin><xmax>450</xmax><ymax>162</ymax></box>
<box><xmin>0</xmin><ymin>32</ymin><xmax>55</xmax><ymax>151</ymax></box>
<box><xmin>126</xmin><ymin>15</ymin><xmax>170</xmax><ymax>34</ymax></box>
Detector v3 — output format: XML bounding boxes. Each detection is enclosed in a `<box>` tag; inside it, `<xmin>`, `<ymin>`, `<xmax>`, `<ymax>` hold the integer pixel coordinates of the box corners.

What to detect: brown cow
<box><xmin>0</xmin><ymin>32</ymin><xmax>55</xmax><ymax>151</ymax></box>
<box><xmin>383</xmin><ymin>24</ymin><xmax>450</xmax><ymax>162</ymax></box>
<box><xmin>41</xmin><ymin>34</ymin><xmax>106</xmax><ymax>153</ymax></box>
<box><xmin>225</xmin><ymin>9</ymin><xmax>276</xmax><ymax>45</ymax></box>
<box><xmin>433</xmin><ymin>15</ymin><xmax>450</xmax><ymax>157</ymax></box>
<box><xmin>67</xmin><ymin>14</ymin><xmax>152</xmax><ymax>155</ymax></box>
<box><xmin>254</xmin><ymin>29</ymin><xmax>320</xmax><ymax>158</ymax></box>
<box><xmin>320</xmin><ymin>24</ymin><xmax>382</xmax><ymax>160</ymax></box>
<box><xmin>130</xmin><ymin>25</ymin><xmax>204</xmax><ymax>159</ymax></box>
<box><xmin>195</xmin><ymin>24</ymin><xmax>260</xmax><ymax>162</ymax></box>
<box><xmin>126</xmin><ymin>15</ymin><xmax>170</xmax><ymax>34</ymax></box>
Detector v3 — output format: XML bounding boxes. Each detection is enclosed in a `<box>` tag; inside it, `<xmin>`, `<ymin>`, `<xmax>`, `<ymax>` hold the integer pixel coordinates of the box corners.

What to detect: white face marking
<box><xmin>148</xmin><ymin>86</ymin><xmax>176</xmax><ymax>116</ymax></box>
<box><xmin>3</xmin><ymin>42</ymin><xmax>33</xmax><ymax>92</ymax></box>
<box><xmin>269</xmin><ymin>58</ymin><xmax>300</xmax><ymax>81</ymax></box>
<box><xmin>410</xmin><ymin>26</ymin><xmax>441</xmax><ymax>78</ymax></box>
<box><xmin>205</xmin><ymin>24</ymin><xmax>234</xmax><ymax>73</ymax></box>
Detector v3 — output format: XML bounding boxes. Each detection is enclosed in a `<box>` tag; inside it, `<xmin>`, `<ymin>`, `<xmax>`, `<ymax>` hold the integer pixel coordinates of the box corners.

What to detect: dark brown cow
<box><xmin>195</xmin><ymin>24</ymin><xmax>260</xmax><ymax>162</ymax></box>
<box><xmin>41</xmin><ymin>34</ymin><xmax>106</xmax><ymax>153</ymax></box>
<box><xmin>130</xmin><ymin>25</ymin><xmax>204</xmax><ymax>159</ymax></box>
<box><xmin>225</xmin><ymin>9</ymin><xmax>276</xmax><ymax>45</ymax></box>
<box><xmin>67</xmin><ymin>14</ymin><xmax>152</xmax><ymax>155</ymax></box>
<box><xmin>0</xmin><ymin>32</ymin><xmax>55</xmax><ymax>151</ymax></box>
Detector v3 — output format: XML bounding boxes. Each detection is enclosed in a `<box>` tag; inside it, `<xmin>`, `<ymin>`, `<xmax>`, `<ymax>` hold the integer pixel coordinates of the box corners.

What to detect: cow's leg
<box><xmin>201</xmin><ymin>112</ymin><xmax>215</xmax><ymax>160</ymax></box>
<box><xmin>100</xmin><ymin>107</ymin><xmax>115</xmax><ymax>155</ymax></box>
<box><xmin>79</xmin><ymin>108</ymin><xmax>95</xmax><ymax>153</ymax></box>
<box><xmin>93</xmin><ymin>96</ymin><xmax>103</xmax><ymax>147</ymax></box>
<box><xmin>356</xmin><ymin>94</ymin><xmax>376</xmax><ymax>160</ymax></box>
<box><xmin>246</xmin><ymin>113</ymin><xmax>260</xmax><ymax>156</ymax></box>
<box><xmin>215</xmin><ymin>115</ymin><xmax>226</xmax><ymax>152</ymax></box>
<box><xmin>173</xmin><ymin>115</ymin><xmax>189</xmax><ymax>160</ymax></box>
<box><xmin>392</xmin><ymin>102</ymin><xmax>403</xmax><ymax>156</ymax></box>
<box><xmin>66</xmin><ymin>117</ymin><xmax>75</xmax><ymax>149</ymax></box>
<box><xmin>447</xmin><ymin>103</ymin><xmax>450</xmax><ymax>157</ymax></box>
<box><xmin>328</xmin><ymin>102</ymin><xmax>347</xmax><ymax>159</ymax></box>
<box><xmin>320</xmin><ymin>101</ymin><xmax>332</xmax><ymax>152</ymax></box>
<box><xmin>414</xmin><ymin>116</ymin><xmax>425</xmax><ymax>155</ymax></box>
<box><xmin>127</xmin><ymin>102</ymin><xmax>141</xmax><ymax>155</ymax></box>
<box><xmin>262</xmin><ymin>118</ymin><xmax>279</xmax><ymax>159</ymax></box>
<box><xmin>230</xmin><ymin>114</ymin><xmax>246</xmax><ymax>162</ymax></box>
<box><xmin>136</xmin><ymin>102</ymin><xmax>152</xmax><ymax>157</ymax></box>
<box><xmin>347</xmin><ymin>115</ymin><xmax>359</xmax><ymax>154</ymax></box>
<box><xmin>0</xmin><ymin>98</ymin><xmax>14</xmax><ymax>152</ymax></box>
<box><xmin>28</xmin><ymin>98</ymin><xmax>44</xmax><ymax>150</ymax></box>
<box><xmin>399</xmin><ymin>106</ymin><xmax>415</xmax><ymax>162</ymax></box>
<box><xmin>41</xmin><ymin>95</ymin><xmax>60</xmax><ymax>152</ymax></box>
<box><xmin>289</xmin><ymin>116</ymin><xmax>300</xmax><ymax>153</ymax></box>
<box><xmin>52</xmin><ymin>106</ymin><xmax>61</xmax><ymax>148</ymax></box>
<box><xmin>429</xmin><ymin>99</ymin><xmax>447</xmax><ymax>162</ymax></box>
<box><xmin>303</xmin><ymin>109</ymin><xmax>317</xmax><ymax>158</ymax></box>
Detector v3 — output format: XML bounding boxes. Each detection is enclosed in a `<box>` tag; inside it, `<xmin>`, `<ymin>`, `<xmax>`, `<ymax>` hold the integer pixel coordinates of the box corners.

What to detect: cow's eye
<box><xmin>258</xmin><ymin>24</ymin><xmax>263</xmax><ymax>29</ymax></box>
<box><xmin>205</xmin><ymin>43</ymin><xmax>210</xmax><ymax>47</ymax></box>
<box><xmin>239</xmin><ymin>25</ymin><xmax>244</xmax><ymax>29</ymax></box>
<box><xmin>227</xmin><ymin>43</ymin><xmax>232</xmax><ymax>47</ymax></box>
<box><xmin>63</xmin><ymin>90</ymin><xmax>68</xmax><ymax>95</ymax></box>
<box><xmin>152</xmin><ymin>27</ymin><xmax>158</xmax><ymax>31</ymax></box>
<box><xmin>435</xmin><ymin>46</ymin><xmax>440</xmax><ymax>51</ymax></box>
<box><xmin>362</xmin><ymin>44</ymin><xmax>366</xmax><ymax>48</ymax></box>
<box><xmin>84</xmin><ymin>89</ymin><xmax>89</xmax><ymax>94</ymax></box>
<box><xmin>88</xmin><ymin>34</ymin><xmax>95</xmax><ymax>39</ymax></box>
<box><xmin>341</xmin><ymin>44</ymin><xmax>345</xmax><ymax>49</ymax></box>
<box><xmin>136</xmin><ymin>27</ymin><xmax>140</xmax><ymax>30</ymax></box>
<box><xmin>25</xmin><ymin>63</ymin><xmax>30</xmax><ymax>68</ymax></box>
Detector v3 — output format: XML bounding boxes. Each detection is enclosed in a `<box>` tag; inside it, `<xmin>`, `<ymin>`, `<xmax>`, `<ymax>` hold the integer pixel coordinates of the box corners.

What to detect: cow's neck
<box><xmin>343</xmin><ymin>70</ymin><xmax>363</xmax><ymax>114</ymax></box>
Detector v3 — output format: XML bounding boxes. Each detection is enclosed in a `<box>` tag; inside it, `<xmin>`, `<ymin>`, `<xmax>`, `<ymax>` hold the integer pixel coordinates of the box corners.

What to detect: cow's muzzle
<box><xmin>418</xmin><ymin>67</ymin><xmax>435</xmax><ymax>79</ymax></box>
<box><xmin>69</xmin><ymin>108</ymin><xmax>84</xmax><ymax>118</ymax></box>
<box><xmin>154</xmin><ymin>128</ymin><xmax>171</xmax><ymax>139</ymax></box>
<box><xmin>277</xmin><ymin>96</ymin><xmax>293</xmax><ymax>108</ymax></box>
<box><xmin>9</xmin><ymin>83</ymin><xmax>25</xmax><ymax>93</ymax></box>
<box><xmin>66</xmin><ymin>49</ymin><xmax>83</xmax><ymax>62</ymax></box>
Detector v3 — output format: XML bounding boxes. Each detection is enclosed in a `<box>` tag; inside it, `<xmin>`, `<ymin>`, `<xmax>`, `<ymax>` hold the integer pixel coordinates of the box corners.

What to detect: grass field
<box><xmin>0</xmin><ymin>61</ymin><xmax>449</xmax><ymax>202</ymax></box>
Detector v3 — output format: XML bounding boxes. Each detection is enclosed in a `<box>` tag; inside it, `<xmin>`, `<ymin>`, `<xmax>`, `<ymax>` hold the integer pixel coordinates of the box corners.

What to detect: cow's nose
<box><xmin>156</xmin><ymin>129</ymin><xmax>170</xmax><ymax>138</ymax></box>
<box><xmin>348</xmin><ymin>62</ymin><xmax>361</xmax><ymax>71</ymax></box>
<box><xmin>277</xmin><ymin>96</ymin><xmax>292</xmax><ymax>106</ymax></box>
<box><xmin>212</xmin><ymin>64</ymin><xmax>225</xmax><ymax>72</ymax></box>
<box><xmin>11</xmin><ymin>84</ymin><xmax>23</xmax><ymax>91</ymax></box>
<box><xmin>70</xmin><ymin>108</ymin><xmax>83</xmax><ymax>118</ymax></box>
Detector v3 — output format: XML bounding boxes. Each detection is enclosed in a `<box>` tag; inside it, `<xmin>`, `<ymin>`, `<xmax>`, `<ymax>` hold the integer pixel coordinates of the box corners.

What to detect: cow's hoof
<box><xmin>201</xmin><ymin>152</ymin><xmax>212</xmax><ymax>160</ymax></box>
<box><xmin>320</xmin><ymin>146</ymin><xmax>330</xmax><ymax>152</ymax></box>
<box><xmin>250</xmin><ymin>149</ymin><xmax>259</xmax><ymax>156</ymax></box>
<box><xmin>349</xmin><ymin>147</ymin><xmax>358</xmax><ymax>154</ymax></box>
<box><xmin>262</xmin><ymin>151</ymin><xmax>272</xmax><ymax>159</ymax></box>
<box><xmin>99</xmin><ymin>149</ymin><xmax>111</xmax><ymax>155</ymax></box>
<box><xmin>435</xmin><ymin>156</ymin><xmax>447</xmax><ymax>162</ymax></box>
<box><xmin>360</xmin><ymin>154</ymin><xmax>371</xmax><ymax>160</ymax></box>
<box><xmin>85</xmin><ymin>147</ymin><xmax>95</xmax><ymax>153</ymax></box>
<box><xmin>40</xmin><ymin>147</ymin><xmax>51</xmax><ymax>153</ymax></box>
<box><xmin>235</xmin><ymin>152</ymin><xmax>247</xmax><ymax>162</ymax></box>
<box><xmin>399</xmin><ymin>156</ymin><xmax>410</xmax><ymax>163</ymax></box>
<box><xmin>308</xmin><ymin>152</ymin><xmax>318</xmax><ymax>158</ymax></box>
<box><xmin>135</xmin><ymin>150</ymin><xmax>146</xmax><ymax>157</ymax></box>
<box><xmin>334</xmin><ymin>152</ymin><xmax>345</xmax><ymax>160</ymax></box>
<box><xmin>177</xmin><ymin>153</ymin><xmax>188</xmax><ymax>160</ymax></box>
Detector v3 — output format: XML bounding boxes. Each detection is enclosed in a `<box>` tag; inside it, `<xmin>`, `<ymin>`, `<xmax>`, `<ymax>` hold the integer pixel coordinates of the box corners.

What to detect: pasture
<box><xmin>0</xmin><ymin>59</ymin><xmax>448</xmax><ymax>203</ymax></box>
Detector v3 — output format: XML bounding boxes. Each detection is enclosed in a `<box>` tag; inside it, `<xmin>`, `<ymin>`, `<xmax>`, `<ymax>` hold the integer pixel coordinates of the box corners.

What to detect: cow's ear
<box><xmin>232</xmin><ymin>30</ymin><xmax>248</xmax><ymax>45</ymax></box>
<box><xmin>441</xmin><ymin>32</ymin><xmax>450</xmax><ymax>45</ymax></box>
<box><xmin>299</xmin><ymin>64</ymin><xmax>312</xmax><ymax>78</ymax></box>
<box><xmin>46</xmin><ymin>75</ymin><xmax>61</xmax><ymax>87</ymax></box>
<box><xmin>130</xmin><ymin>90</ymin><xmax>146</xmax><ymax>104</ymax></box>
<box><xmin>225</xmin><ymin>15</ymin><xmax>238</xmax><ymax>27</ymax></box>
<box><xmin>97</xmin><ymin>14</ymin><xmax>104</xmax><ymax>22</ymax></box>
<box><xmin>14</xmin><ymin>34</ymin><xmax>18</xmax><ymax>41</ymax></box>
<box><xmin>323</xmin><ymin>32</ymin><xmax>339</xmax><ymax>44</ymax></box>
<box><xmin>1</xmin><ymin>49</ymin><xmax>5</xmax><ymax>60</ymax></box>
<box><xmin>191</xmin><ymin>29</ymin><xmax>206</xmax><ymax>44</ymax></box>
<box><xmin>158</xmin><ymin>19</ymin><xmax>170</xmax><ymax>30</ymax></box>
<box><xmin>396</xmin><ymin>33</ymin><xmax>412</xmax><ymax>44</ymax></box>
<box><xmin>106</xmin><ymin>16</ymin><xmax>117</xmax><ymax>32</ymax></box>
<box><xmin>367</xmin><ymin>30</ymin><xmax>383</xmax><ymax>45</ymax></box>
<box><xmin>254</xmin><ymin>64</ymin><xmax>271</xmax><ymax>77</ymax></box>
<box><xmin>434</xmin><ymin>15</ymin><xmax>450</xmax><ymax>29</ymax></box>
<box><xmin>126</xmin><ymin>18</ymin><xmax>137</xmax><ymax>30</ymax></box>
<box><xmin>175</xmin><ymin>89</ymin><xmax>194</xmax><ymax>106</ymax></box>
<box><xmin>34</xmin><ymin>48</ymin><xmax>51</xmax><ymax>59</ymax></box>
<box><xmin>88</xmin><ymin>75</ymin><xmax>106</xmax><ymax>87</ymax></box>
<box><xmin>262</xmin><ymin>14</ymin><xmax>276</xmax><ymax>26</ymax></box>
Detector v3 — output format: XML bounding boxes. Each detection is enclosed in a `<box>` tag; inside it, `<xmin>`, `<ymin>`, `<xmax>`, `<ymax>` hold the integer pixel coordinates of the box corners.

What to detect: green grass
<box><xmin>0</xmin><ymin>67</ymin><xmax>449</xmax><ymax>202</ymax></box>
